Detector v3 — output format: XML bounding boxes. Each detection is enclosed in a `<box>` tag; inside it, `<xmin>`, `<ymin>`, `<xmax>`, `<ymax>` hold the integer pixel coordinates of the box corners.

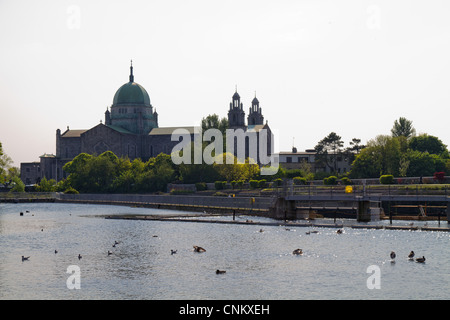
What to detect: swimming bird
<box><xmin>78</xmin><ymin>254</ymin><xmax>82</xmax><ymax>260</ymax></box>
<box><xmin>408</xmin><ymin>251</ymin><xmax>415</xmax><ymax>259</ymax></box>
<box><xmin>336</xmin><ymin>229</ymin><xmax>343</xmax><ymax>234</ymax></box>
<box><xmin>171</xmin><ymin>250</ymin><xmax>177</xmax><ymax>255</ymax></box>
<box><xmin>416</xmin><ymin>256</ymin><xmax>426</xmax><ymax>263</ymax></box>
<box><xmin>193</xmin><ymin>246</ymin><xmax>206</xmax><ymax>252</ymax></box>
<box><xmin>22</xmin><ymin>256</ymin><xmax>30</xmax><ymax>261</ymax></box>
<box><xmin>292</xmin><ymin>248</ymin><xmax>303</xmax><ymax>255</ymax></box>
<box><xmin>390</xmin><ymin>251</ymin><xmax>396</xmax><ymax>260</ymax></box>
<box><xmin>107</xmin><ymin>250</ymin><xmax>113</xmax><ymax>256</ymax></box>
<box><xmin>216</xmin><ymin>269</ymin><xmax>226</xmax><ymax>274</ymax></box>
<box><xmin>54</xmin><ymin>250</ymin><xmax>58</xmax><ymax>254</ymax></box>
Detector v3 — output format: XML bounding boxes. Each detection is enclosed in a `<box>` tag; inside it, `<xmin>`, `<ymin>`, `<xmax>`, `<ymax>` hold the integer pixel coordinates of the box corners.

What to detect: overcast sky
<box><xmin>1</xmin><ymin>0</ymin><xmax>449</xmax><ymax>166</ymax></box>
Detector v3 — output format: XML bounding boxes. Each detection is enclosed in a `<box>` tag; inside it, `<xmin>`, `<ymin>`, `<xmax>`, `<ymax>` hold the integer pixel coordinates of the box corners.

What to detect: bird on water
<box><xmin>216</xmin><ymin>270</ymin><xmax>226</xmax><ymax>274</ymax></box>
<box><xmin>292</xmin><ymin>248</ymin><xmax>303</xmax><ymax>255</ymax></box>
<box><xmin>408</xmin><ymin>251</ymin><xmax>415</xmax><ymax>259</ymax></box>
<box><xmin>193</xmin><ymin>246</ymin><xmax>206</xmax><ymax>252</ymax></box>
<box><xmin>416</xmin><ymin>256</ymin><xmax>426</xmax><ymax>263</ymax></box>
<box><xmin>390</xmin><ymin>251</ymin><xmax>396</xmax><ymax>260</ymax></box>
<box><xmin>22</xmin><ymin>256</ymin><xmax>30</xmax><ymax>261</ymax></box>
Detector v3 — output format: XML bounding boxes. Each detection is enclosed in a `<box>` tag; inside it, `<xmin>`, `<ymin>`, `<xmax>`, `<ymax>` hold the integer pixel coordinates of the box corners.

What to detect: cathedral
<box><xmin>20</xmin><ymin>63</ymin><xmax>272</xmax><ymax>185</ymax></box>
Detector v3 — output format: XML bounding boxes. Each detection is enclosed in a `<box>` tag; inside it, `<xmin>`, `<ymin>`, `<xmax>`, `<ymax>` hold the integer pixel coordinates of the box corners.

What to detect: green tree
<box><xmin>348</xmin><ymin>138</ymin><xmax>365</xmax><ymax>154</ymax></box>
<box><xmin>391</xmin><ymin>117</ymin><xmax>416</xmax><ymax>139</ymax></box>
<box><xmin>349</xmin><ymin>147</ymin><xmax>382</xmax><ymax>178</ymax></box>
<box><xmin>35</xmin><ymin>177</ymin><xmax>57</xmax><ymax>192</ymax></box>
<box><xmin>408</xmin><ymin>134</ymin><xmax>447</xmax><ymax>155</ymax></box>
<box><xmin>10</xmin><ymin>176</ymin><xmax>25</xmax><ymax>192</ymax></box>
<box><xmin>314</xmin><ymin>132</ymin><xmax>344</xmax><ymax>172</ymax></box>
<box><xmin>406</xmin><ymin>150</ymin><xmax>446</xmax><ymax>177</ymax></box>
<box><xmin>201</xmin><ymin>114</ymin><xmax>229</xmax><ymax>134</ymax></box>
<box><xmin>0</xmin><ymin>142</ymin><xmax>13</xmax><ymax>184</ymax></box>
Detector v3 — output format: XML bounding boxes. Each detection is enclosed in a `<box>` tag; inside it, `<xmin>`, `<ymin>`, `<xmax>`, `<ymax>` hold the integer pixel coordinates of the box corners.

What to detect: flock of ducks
<box><xmin>19</xmin><ymin>209</ymin><xmax>428</xmax><ymax>272</ymax></box>
<box><xmin>391</xmin><ymin>250</ymin><xmax>426</xmax><ymax>263</ymax></box>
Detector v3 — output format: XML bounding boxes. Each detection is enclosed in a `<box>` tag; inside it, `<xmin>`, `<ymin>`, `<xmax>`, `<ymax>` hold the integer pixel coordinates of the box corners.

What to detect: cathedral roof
<box><xmin>112</xmin><ymin>62</ymin><xmax>151</xmax><ymax>107</ymax></box>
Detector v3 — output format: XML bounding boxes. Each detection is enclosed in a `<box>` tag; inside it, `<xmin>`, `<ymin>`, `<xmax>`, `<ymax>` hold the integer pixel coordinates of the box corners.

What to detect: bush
<box><xmin>195</xmin><ymin>182</ymin><xmax>207</xmax><ymax>191</ymax></box>
<box><xmin>380</xmin><ymin>175</ymin><xmax>394</xmax><ymax>184</ymax></box>
<box><xmin>214</xmin><ymin>181</ymin><xmax>226</xmax><ymax>190</ymax></box>
<box><xmin>272</xmin><ymin>178</ymin><xmax>283</xmax><ymax>187</ymax></box>
<box><xmin>249</xmin><ymin>180</ymin><xmax>259</xmax><ymax>189</ymax></box>
<box><xmin>258</xmin><ymin>179</ymin><xmax>267</xmax><ymax>188</ymax></box>
<box><xmin>433</xmin><ymin>172</ymin><xmax>445</xmax><ymax>182</ymax></box>
<box><xmin>64</xmin><ymin>187</ymin><xmax>79</xmax><ymax>194</ymax></box>
<box><xmin>237</xmin><ymin>180</ymin><xmax>244</xmax><ymax>188</ymax></box>
<box><xmin>341</xmin><ymin>177</ymin><xmax>352</xmax><ymax>185</ymax></box>
<box><xmin>293</xmin><ymin>176</ymin><xmax>307</xmax><ymax>185</ymax></box>
<box><xmin>213</xmin><ymin>191</ymin><xmax>228</xmax><ymax>197</ymax></box>
<box><xmin>323</xmin><ymin>176</ymin><xmax>337</xmax><ymax>185</ymax></box>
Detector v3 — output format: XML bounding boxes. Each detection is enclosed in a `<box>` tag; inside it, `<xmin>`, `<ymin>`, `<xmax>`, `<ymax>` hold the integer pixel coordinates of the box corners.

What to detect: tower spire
<box><xmin>129</xmin><ymin>59</ymin><xmax>134</xmax><ymax>82</ymax></box>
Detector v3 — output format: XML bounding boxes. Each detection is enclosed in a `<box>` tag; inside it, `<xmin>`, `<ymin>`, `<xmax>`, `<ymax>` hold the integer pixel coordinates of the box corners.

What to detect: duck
<box><xmin>54</xmin><ymin>250</ymin><xmax>58</xmax><ymax>254</ymax></box>
<box><xmin>193</xmin><ymin>246</ymin><xmax>206</xmax><ymax>252</ymax></box>
<box><xmin>390</xmin><ymin>251</ymin><xmax>396</xmax><ymax>260</ymax></box>
<box><xmin>216</xmin><ymin>269</ymin><xmax>226</xmax><ymax>274</ymax></box>
<box><xmin>21</xmin><ymin>256</ymin><xmax>30</xmax><ymax>261</ymax></box>
<box><xmin>292</xmin><ymin>248</ymin><xmax>303</xmax><ymax>255</ymax></box>
<box><xmin>107</xmin><ymin>251</ymin><xmax>113</xmax><ymax>256</ymax></box>
<box><xmin>336</xmin><ymin>229</ymin><xmax>343</xmax><ymax>234</ymax></box>
<box><xmin>78</xmin><ymin>254</ymin><xmax>82</xmax><ymax>260</ymax></box>
<box><xmin>416</xmin><ymin>256</ymin><xmax>426</xmax><ymax>263</ymax></box>
<box><xmin>171</xmin><ymin>249</ymin><xmax>177</xmax><ymax>255</ymax></box>
<box><xmin>408</xmin><ymin>251</ymin><xmax>415</xmax><ymax>259</ymax></box>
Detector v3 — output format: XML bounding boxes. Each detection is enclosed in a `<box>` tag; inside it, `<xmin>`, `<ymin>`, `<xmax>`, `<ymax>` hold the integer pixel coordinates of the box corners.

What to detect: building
<box><xmin>278</xmin><ymin>147</ymin><xmax>353</xmax><ymax>174</ymax></box>
<box><xmin>21</xmin><ymin>62</ymin><xmax>273</xmax><ymax>184</ymax></box>
<box><xmin>227</xmin><ymin>90</ymin><xmax>273</xmax><ymax>164</ymax></box>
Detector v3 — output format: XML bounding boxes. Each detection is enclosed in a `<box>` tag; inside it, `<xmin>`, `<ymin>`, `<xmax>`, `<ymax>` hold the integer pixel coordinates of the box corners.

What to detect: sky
<box><xmin>1</xmin><ymin>0</ymin><xmax>450</xmax><ymax>167</ymax></box>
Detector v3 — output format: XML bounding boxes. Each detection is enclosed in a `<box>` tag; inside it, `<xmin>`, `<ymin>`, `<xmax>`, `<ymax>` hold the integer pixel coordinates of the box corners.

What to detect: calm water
<box><xmin>0</xmin><ymin>202</ymin><xmax>449</xmax><ymax>300</ymax></box>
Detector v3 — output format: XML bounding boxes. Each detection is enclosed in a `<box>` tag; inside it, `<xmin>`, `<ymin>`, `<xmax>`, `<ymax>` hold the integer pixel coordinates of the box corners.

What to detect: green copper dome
<box><xmin>112</xmin><ymin>62</ymin><xmax>151</xmax><ymax>106</ymax></box>
<box><xmin>113</xmin><ymin>82</ymin><xmax>151</xmax><ymax>106</ymax></box>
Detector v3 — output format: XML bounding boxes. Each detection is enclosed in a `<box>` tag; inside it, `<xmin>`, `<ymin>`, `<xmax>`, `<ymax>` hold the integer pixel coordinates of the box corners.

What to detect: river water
<box><xmin>0</xmin><ymin>202</ymin><xmax>449</xmax><ymax>300</ymax></box>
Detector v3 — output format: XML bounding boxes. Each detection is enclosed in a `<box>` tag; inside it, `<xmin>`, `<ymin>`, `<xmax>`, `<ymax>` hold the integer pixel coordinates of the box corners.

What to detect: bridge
<box><xmin>269</xmin><ymin>185</ymin><xmax>450</xmax><ymax>223</ymax></box>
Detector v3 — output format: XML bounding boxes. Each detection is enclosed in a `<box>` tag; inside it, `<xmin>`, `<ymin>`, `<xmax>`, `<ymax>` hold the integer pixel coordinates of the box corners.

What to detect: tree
<box><xmin>348</xmin><ymin>138</ymin><xmax>364</xmax><ymax>154</ymax></box>
<box><xmin>350</xmin><ymin>135</ymin><xmax>404</xmax><ymax>178</ymax></box>
<box><xmin>349</xmin><ymin>147</ymin><xmax>382</xmax><ymax>178</ymax></box>
<box><xmin>201</xmin><ymin>114</ymin><xmax>229</xmax><ymax>134</ymax></box>
<box><xmin>201</xmin><ymin>113</ymin><xmax>229</xmax><ymax>154</ymax></box>
<box><xmin>0</xmin><ymin>142</ymin><xmax>13</xmax><ymax>184</ymax></box>
<box><xmin>391</xmin><ymin>117</ymin><xmax>416</xmax><ymax>139</ymax></box>
<box><xmin>406</xmin><ymin>150</ymin><xmax>446</xmax><ymax>177</ymax></box>
<box><xmin>408</xmin><ymin>134</ymin><xmax>447</xmax><ymax>155</ymax></box>
<box><xmin>314</xmin><ymin>132</ymin><xmax>344</xmax><ymax>172</ymax></box>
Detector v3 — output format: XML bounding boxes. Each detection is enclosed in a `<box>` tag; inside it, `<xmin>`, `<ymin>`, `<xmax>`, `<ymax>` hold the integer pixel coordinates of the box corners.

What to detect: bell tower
<box><xmin>227</xmin><ymin>87</ymin><xmax>246</xmax><ymax>129</ymax></box>
<box><xmin>247</xmin><ymin>93</ymin><xmax>264</xmax><ymax>126</ymax></box>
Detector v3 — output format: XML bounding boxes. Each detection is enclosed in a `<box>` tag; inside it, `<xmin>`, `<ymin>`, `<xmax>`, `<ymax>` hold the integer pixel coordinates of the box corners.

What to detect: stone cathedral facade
<box><xmin>20</xmin><ymin>63</ymin><xmax>272</xmax><ymax>185</ymax></box>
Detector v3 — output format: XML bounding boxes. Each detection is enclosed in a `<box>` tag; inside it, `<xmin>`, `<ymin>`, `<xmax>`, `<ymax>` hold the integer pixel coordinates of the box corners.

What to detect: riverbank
<box><xmin>2</xmin><ymin>192</ymin><xmax>449</xmax><ymax>224</ymax></box>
